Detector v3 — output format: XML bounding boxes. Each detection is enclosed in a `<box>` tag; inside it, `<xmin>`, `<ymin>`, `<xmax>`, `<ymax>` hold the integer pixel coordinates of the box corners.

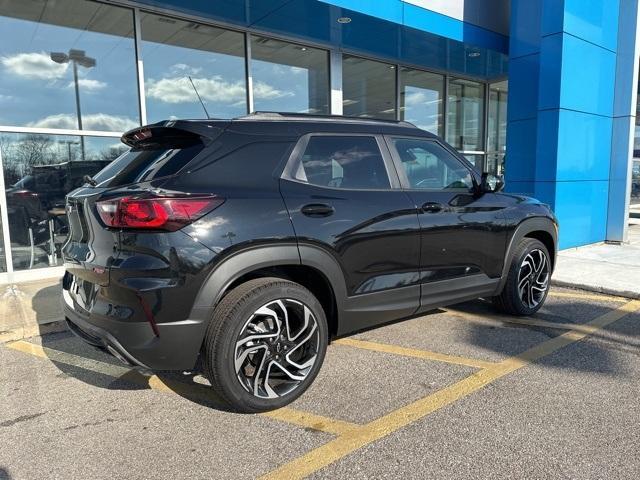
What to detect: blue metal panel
<box><xmin>507</xmin><ymin>54</ymin><xmax>540</xmax><ymax>122</ymax></box>
<box><xmin>608</xmin><ymin>0</ymin><xmax>639</xmax><ymax>242</ymax></box>
<box><xmin>533</xmin><ymin>110</ymin><xmax>560</xmax><ymax>182</ymax></box>
<box><xmin>133</xmin><ymin>0</ymin><xmax>247</xmax><ymax>24</ymax></box>
<box><xmin>562</xmin><ymin>0</ymin><xmax>620</xmax><ymax>52</ymax></box>
<box><xmin>504</xmin><ymin>118</ymin><xmax>538</xmax><ymax>182</ymax></box>
<box><xmin>555</xmin><ymin>181</ymin><xmax>609</xmax><ymax>248</ymax></box>
<box><xmin>540</xmin><ymin>0</ymin><xmax>565</xmax><ymax>36</ymax></box>
<box><xmin>508</xmin><ymin>0</ymin><xmax>634</xmax><ymax>248</ymax></box>
<box><xmin>510</xmin><ymin>0</ymin><xmax>542</xmax><ymax>58</ymax></box>
<box><xmin>317</xmin><ymin>0</ymin><xmax>509</xmax><ymax>53</ymax></box>
<box><xmin>399</xmin><ymin>26</ymin><xmax>448</xmax><ymax>71</ymax></box>
<box><xmin>319</xmin><ymin>0</ymin><xmax>404</xmax><ymax>24</ymax></box>
<box><xmin>554</xmin><ymin>110</ymin><xmax>613</xmax><ymax>181</ymax></box>
<box><xmin>558</xmin><ymin>34</ymin><xmax>616</xmax><ymax>116</ymax></box>
<box><xmin>537</xmin><ymin>33</ymin><xmax>563</xmax><ymax>112</ymax></box>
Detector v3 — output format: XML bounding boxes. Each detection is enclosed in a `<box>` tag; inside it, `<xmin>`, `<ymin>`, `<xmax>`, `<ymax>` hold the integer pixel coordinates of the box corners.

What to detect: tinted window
<box><xmin>390</xmin><ymin>138</ymin><xmax>473</xmax><ymax>190</ymax></box>
<box><xmin>294</xmin><ymin>136</ymin><xmax>390</xmax><ymax>189</ymax></box>
<box><xmin>93</xmin><ymin>143</ymin><xmax>203</xmax><ymax>187</ymax></box>
<box><xmin>185</xmin><ymin>139</ymin><xmax>294</xmax><ymax>188</ymax></box>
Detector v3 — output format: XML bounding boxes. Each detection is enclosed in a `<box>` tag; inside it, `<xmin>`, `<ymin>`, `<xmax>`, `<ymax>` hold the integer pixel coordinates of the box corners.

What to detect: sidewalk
<box><xmin>0</xmin><ymin>278</ymin><xmax>65</xmax><ymax>342</ymax></box>
<box><xmin>552</xmin><ymin>219</ymin><xmax>640</xmax><ymax>298</ymax></box>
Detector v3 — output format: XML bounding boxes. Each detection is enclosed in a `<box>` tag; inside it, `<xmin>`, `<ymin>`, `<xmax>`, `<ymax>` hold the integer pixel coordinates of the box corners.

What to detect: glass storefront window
<box><xmin>0</xmin><ymin>133</ymin><xmax>126</xmax><ymax>270</ymax></box>
<box><xmin>140</xmin><ymin>13</ymin><xmax>247</xmax><ymax>122</ymax></box>
<box><xmin>399</xmin><ymin>68</ymin><xmax>444</xmax><ymax>135</ymax></box>
<box><xmin>0</xmin><ymin>0</ymin><xmax>139</xmax><ymax>132</ymax></box>
<box><xmin>343</xmin><ymin>55</ymin><xmax>396</xmax><ymax>120</ymax></box>
<box><xmin>447</xmin><ymin>78</ymin><xmax>485</xmax><ymax>152</ymax></box>
<box><xmin>251</xmin><ymin>36</ymin><xmax>329</xmax><ymax>114</ymax></box>
<box><xmin>463</xmin><ymin>154</ymin><xmax>484</xmax><ymax>171</ymax></box>
<box><xmin>632</xmin><ymin>80</ymin><xmax>640</xmax><ymax>209</ymax></box>
<box><xmin>487</xmin><ymin>80</ymin><xmax>508</xmax><ymax>175</ymax></box>
<box><xmin>0</xmin><ymin>198</ymin><xmax>6</xmax><ymax>273</ymax></box>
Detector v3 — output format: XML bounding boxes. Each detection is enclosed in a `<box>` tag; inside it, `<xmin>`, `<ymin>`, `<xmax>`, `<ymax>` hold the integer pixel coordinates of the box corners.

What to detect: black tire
<box><xmin>493</xmin><ymin>238</ymin><xmax>551</xmax><ymax>316</ymax></box>
<box><xmin>203</xmin><ymin>277</ymin><xmax>328</xmax><ymax>413</ymax></box>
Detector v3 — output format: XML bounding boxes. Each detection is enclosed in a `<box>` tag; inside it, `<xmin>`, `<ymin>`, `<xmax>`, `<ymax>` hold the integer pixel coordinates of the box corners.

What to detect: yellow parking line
<box><xmin>333</xmin><ymin>337</ymin><xmax>496</xmax><ymax>369</ymax></box>
<box><xmin>263</xmin><ymin>408</ymin><xmax>358</xmax><ymax>436</ymax></box>
<box><xmin>259</xmin><ymin>299</ymin><xmax>640</xmax><ymax>480</ymax></box>
<box><xmin>7</xmin><ymin>340</ymin><xmax>131</xmax><ymax>378</ymax></box>
<box><xmin>447</xmin><ymin>309</ymin><xmax>623</xmax><ymax>335</ymax></box>
<box><xmin>6</xmin><ymin>340</ymin><xmax>352</xmax><ymax>436</ymax></box>
<box><xmin>548</xmin><ymin>290</ymin><xmax>628</xmax><ymax>303</ymax></box>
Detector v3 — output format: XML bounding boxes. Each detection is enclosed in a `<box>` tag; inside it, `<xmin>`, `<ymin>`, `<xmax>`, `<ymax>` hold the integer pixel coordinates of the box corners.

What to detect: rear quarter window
<box><xmin>183</xmin><ymin>138</ymin><xmax>294</xmax><ymax>188</ymax></box>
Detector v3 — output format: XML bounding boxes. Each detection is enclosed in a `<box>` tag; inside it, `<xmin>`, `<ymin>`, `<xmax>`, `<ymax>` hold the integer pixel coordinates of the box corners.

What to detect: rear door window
<box><xmin>92</xmin><ymin>143</ymin><xmax>204</xmax><ymax>187</ymax></box>
<box><xmin>292</xmin><ymin>135</ymin><xmax>391</xmax><ymax>189</ymax></box>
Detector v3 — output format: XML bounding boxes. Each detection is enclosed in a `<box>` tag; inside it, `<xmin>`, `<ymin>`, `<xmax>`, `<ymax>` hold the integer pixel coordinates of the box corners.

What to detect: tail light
<box><xmin>96</xmin><ymin>195</ymin><xmax>224</xmax><ymax>231</ymax></box>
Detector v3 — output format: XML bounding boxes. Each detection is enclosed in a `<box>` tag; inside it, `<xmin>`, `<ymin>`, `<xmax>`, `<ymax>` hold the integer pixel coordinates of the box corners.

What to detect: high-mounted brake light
<box><xmin>96</xmin><ymin>195</ymin><xmax>224</xmax><ymax>231</ymax></box>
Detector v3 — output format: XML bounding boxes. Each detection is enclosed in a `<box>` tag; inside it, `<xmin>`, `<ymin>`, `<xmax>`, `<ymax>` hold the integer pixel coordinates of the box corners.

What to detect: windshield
<box><xmin>12</xmin><ymin>175</ymin><xmax>35</xmax><ymax>189</ymax></box>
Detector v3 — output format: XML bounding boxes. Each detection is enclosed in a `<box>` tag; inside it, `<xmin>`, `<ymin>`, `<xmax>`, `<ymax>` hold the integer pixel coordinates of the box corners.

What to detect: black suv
<box><xmin>62</xmin><ymin>113</ymin><xmax>557</xmax><ymax>412</ymax></box>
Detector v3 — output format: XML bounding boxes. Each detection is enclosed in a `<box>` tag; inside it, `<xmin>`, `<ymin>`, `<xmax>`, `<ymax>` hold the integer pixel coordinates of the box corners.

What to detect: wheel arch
<box><xmin>189</xmin><ymin>244</ymin><xmax>347</xmax><ymax>341</ymax></box>
<box><xmin>496</xmin><ymin>217</ymin><xmax>558</xmax><ymax>294</ymax></box>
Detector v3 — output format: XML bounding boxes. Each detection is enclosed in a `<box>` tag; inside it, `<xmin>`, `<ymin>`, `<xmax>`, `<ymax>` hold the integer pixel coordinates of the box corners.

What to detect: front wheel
<box><xmin>203</xmin><ymin>277</ymin><xmax>328</xmax><ymax>413</ymax></box>
<box><xmin>493</xmin><ymin>238</ymin><xmax>551</xmax><ymax>316</ymax></box>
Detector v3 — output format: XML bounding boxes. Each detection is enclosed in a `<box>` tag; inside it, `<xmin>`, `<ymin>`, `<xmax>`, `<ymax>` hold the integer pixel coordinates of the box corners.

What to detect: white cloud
<box><xmin>170</xmin><ymin>63</ymin><xmax>202</xmax><ymax>75</ymax></box>
<box><xmin>27</xmin><ymin>113</ymin><xmax>138</xmax><ymax>132</ymax></box>
<box><xmin>0</xmin><ymin>94</ymin><xmax>13</xmax><ymax>102</ymax></box>
<box><xmin>1</xmin><ymin>52</ymin><xmax>68</xmax><ymax>80</ymax></box>
<box><xmin>67</xmin><ymin>78</ymin><xmax>107</xmax><ymax>92</ymax></box>
<box><xmin>404</xmin><ymin>91</ymin><xmax>427</xmax><ymax>106</ymax></box>
<box><xmin>253</xmin><ymin>81</ymin><xmax>293</xmax><ymax>100</ymax></box>
<box><xmin>145</xmin><ymin>76</ymin><xmax>293</xmax><ymax>104</ymax></box>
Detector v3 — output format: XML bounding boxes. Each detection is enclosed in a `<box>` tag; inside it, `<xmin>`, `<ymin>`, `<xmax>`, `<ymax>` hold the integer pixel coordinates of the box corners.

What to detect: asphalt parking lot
<box><xmin>1</xmin><ymin>287</ymin><xmax>639</xmax><ymax>480</ymax></box>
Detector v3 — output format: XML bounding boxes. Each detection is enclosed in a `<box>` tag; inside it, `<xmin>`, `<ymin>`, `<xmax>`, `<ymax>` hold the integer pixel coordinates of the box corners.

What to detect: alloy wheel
<box><xmin>234</xmin><ymin>299</ymin><xmax>319</xmax><ymax>399</ymax></box>
<box><xmin>517</xmin><ymin>248</ymin><xmax>550</xmax><ymax>309</ymax></box>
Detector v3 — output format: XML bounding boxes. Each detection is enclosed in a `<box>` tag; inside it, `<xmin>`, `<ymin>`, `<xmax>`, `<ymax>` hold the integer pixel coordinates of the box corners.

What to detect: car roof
<box><xmin>229</xmin><ymin>112</ymin><xmax>435</xmax><ymax>137</ymax></box>
<box><xmin>127</xmin><ymin>112</ymin><xmax>436</xmax><ymax>143</ymax></box>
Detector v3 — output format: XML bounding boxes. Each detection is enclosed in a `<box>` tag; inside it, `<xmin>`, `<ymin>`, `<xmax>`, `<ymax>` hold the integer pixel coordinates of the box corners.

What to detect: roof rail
<box><xmin>235</xmin><ymin>111</ymin><xmax>417</xmax><ymax>128</ymax></box>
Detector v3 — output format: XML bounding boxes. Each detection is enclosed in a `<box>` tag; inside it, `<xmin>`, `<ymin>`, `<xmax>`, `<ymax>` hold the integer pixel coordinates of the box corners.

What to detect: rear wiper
<box><xmin>83</xmin><ymin>175</ymin><xmax>97</xmax><ymax>186</ymax></box>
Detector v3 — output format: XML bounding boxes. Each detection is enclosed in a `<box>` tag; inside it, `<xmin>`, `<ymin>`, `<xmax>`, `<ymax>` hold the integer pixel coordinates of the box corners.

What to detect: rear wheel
<box><xmin>203</xmin><ymin>277</ymin><xmax>328</xmax><ymax>413</ymax></box>
<box><xmin>494</xmin><ymin>238</ymin><xmax>551</xmax><ymax>316</ymax></box>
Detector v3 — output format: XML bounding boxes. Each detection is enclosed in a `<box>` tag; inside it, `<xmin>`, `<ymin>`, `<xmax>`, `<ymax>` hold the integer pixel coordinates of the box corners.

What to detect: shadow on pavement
<box><xmin>449</xmin><ymin>297</ymin><xmax>638</xmax><ymax>376</ymax></box>
<box><xmin>31</xmin><ymin>285</ymin><xmax>638</xmax><ymax>408</ymax></box>
<box><xmin>30</xmin><ymin>284</ymin><xmax>237</xmax><ymax>411</ymax></box>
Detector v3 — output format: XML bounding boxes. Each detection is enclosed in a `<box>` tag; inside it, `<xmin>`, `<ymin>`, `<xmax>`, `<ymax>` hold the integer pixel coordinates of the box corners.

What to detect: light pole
<box><xmin>50</xmin><ymin>49</ymin><xmax>96</xmax><ymax>161</ymax></box>
<box><xmin>61</xmin><ymin>140</ymin><xmax>80</xmax><ymax>162</ymax></box>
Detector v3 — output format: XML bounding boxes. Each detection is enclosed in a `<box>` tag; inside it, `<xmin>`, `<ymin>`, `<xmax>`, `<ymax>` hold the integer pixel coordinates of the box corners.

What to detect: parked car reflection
<box><xmin>6</xmin><ymin>160</ymin><xmax>111</xmax><ymax>268</ymax></box>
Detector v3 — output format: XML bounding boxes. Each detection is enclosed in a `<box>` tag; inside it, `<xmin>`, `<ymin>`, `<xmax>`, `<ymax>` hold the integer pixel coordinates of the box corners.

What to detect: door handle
<box><xmin>421</xmin><ymin>202</ymin><xmax>444</xmax><ymax>213</ymax></box>
<box><xmin>301</xmin><ymin>203</ymin><xmax>335</xmax><ymax>217</ymax></box>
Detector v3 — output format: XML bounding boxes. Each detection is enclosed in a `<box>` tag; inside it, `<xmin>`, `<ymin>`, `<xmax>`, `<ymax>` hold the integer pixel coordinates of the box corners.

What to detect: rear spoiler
<box><xmin>121</xmin><ymin>119</ymin><xmax>229</xmax><ymax>148</ymax></box>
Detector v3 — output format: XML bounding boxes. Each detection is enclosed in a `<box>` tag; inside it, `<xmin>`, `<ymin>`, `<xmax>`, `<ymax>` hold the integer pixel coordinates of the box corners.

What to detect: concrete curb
<box><xmin>0</xmin><ymin>319</ymin><xmax>67</xmax><ymax>344</ymax></box>
<box><xmin>551</xmin><ymin>279</ymin><xmax>640</xmax><ymax>300</ymax></box>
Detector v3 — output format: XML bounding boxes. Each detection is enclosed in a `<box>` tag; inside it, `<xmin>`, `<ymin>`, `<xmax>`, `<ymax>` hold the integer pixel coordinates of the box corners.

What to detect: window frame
<box><xmin>281</xmin><ymin>132</ymin><xmax>401</xmax><ymax>191</ymax></box>
<box><xmin>383</xmin><ymin>135</ymin><xmax>480</xmax><ymax>192</ymax></box>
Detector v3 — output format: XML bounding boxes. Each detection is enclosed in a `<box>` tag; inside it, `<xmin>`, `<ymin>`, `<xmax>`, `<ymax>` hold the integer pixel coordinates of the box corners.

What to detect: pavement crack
<box><xmin>0</xmin><ymin>412</ymin><xmax>46</xmax><ymax>427</ymax></box>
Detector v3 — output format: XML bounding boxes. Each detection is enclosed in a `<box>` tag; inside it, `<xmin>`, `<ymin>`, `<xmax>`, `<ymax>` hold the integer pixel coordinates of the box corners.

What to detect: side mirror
<box><xmin>480</xmin><ymin>172</ymin><xmax>505</xmax><ymax>193</ymax></box>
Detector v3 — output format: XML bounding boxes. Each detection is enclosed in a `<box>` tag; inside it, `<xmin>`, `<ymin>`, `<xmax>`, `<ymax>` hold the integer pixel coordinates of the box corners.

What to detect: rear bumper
<box><xmin>63</xmin><ymin>297</ymin><xmax>209</xmax><ymax>371</ymax></box>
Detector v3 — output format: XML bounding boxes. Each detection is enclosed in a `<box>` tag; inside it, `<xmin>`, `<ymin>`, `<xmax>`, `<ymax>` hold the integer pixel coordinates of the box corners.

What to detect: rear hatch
<box><xmin>62</xmin><ymin>121</ymin><xmax>227</xmax><ymax>291</ymax></box>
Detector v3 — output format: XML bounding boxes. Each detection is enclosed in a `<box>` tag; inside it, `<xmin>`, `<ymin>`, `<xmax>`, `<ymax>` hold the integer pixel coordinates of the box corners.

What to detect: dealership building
<box><xmin>0</xmin><ymin>0</ymin><xmax>637</xmax><ymax>284</ymax></box>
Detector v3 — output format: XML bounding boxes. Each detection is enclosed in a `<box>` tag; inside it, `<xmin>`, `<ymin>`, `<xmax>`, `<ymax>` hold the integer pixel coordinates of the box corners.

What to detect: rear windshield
<box><xmin>92</xmin><ymin>143</ymin><xmax>204</xmax><ymax>187</ymax></box>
